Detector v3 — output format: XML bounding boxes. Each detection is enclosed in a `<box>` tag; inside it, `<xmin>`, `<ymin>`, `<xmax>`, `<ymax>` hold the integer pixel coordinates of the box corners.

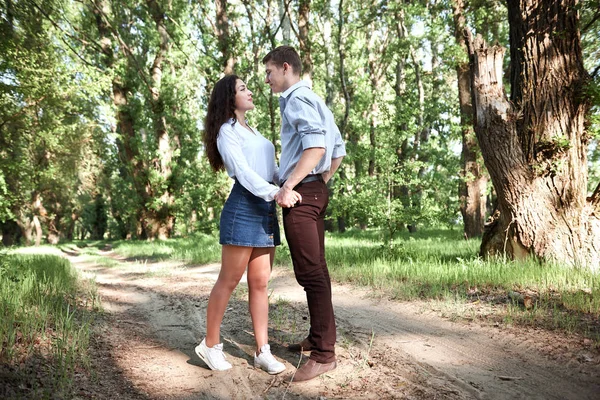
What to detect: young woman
<box><xmin>196</xmin><ymin>75</ymin><xmax>300</xmax><ymax>374</ymax></box>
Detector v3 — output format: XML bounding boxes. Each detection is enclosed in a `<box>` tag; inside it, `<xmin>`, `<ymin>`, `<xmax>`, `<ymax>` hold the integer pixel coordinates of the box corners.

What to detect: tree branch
<box><xmin>283</xmin><ymin>0</ymin><xmax>300</xmax><ymax>42</ymax></box>
<box><xmin>0</xmin><ymin>96</ymin><xmax>46</xmax><ymax>130</ymax></box>
<box><xmin>164</xmin><ymin>15</ymin><xmax>192</xmax><ymax>62</ymax></box>
<box><xmin>27</xmin><ymin>0</ymin><xmax>104</xmax><ymax>71</ymax></box>
<box><xmin>89</xmin><ymin>0</ymin><xmax>154</xmax><ymax>96</ymax></box>
<box><xmin>590</xmin><ymin>181</ymin><xmax>600</xmax><ymax>210</ymax></box>
<box><xmin>582</xmin><ymin>10</ymin><xmax>600</xmax><ymax>33</ymax></box>
<box><xmin>591</xmin><ymin>64</ymin><xmax>600</xmax><ymax>79</ymax></box>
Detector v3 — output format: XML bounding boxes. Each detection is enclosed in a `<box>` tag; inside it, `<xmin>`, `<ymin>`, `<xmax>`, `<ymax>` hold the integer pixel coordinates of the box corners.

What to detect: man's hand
<box><xmin>322</xmin><ymin>156</ymin><xmax>344</xmax><ymax>184</ymax></box>
<box><xmin>275</xmin><ymin>187</ymin><xmax>302</xmax><ymax>208</ymax></box>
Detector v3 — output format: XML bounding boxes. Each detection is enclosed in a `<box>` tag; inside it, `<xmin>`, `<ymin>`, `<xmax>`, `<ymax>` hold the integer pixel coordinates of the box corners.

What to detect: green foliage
<box><xmin>0</xmin><ymin>0</ymin><xmax>106</xmax><ymax>242</ymax></box>
<box><xmin>0</xmin><ymin>0</ymin><xmax>597</xmax><ymax>243</ymax></box>
<box><xmin>81</xmin><ymin>194</ymin><xmax>108</xmax><ymax>240</ymax></box>
<box><xmin>0</xmin><ymin>173</ymin><xmax>12</xmax><ymax>222</ymax></box>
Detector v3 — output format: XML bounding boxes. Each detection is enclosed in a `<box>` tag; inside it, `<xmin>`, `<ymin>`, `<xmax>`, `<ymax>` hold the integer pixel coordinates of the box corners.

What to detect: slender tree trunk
<box><xmin>337</xmin><ymin>0</ymin><xmax>350</xmax><ymax>138</ymax></box>
<box><xmin>215</xmin><ymin>0</ymin><xmax>235</xmax><ymax>74</ymax></box>
<box><xmin>298</xmin><ymin>0</ymin><xmax>312</xmax><ymax>82</ymax></box>
<box><xmin>366</xmin><ymin>20</ymin><xmax>382</xmax><ymax>178</ymax></box>
<box><xmin>322</xmin><ymin>2</ymin><xmax>337</xmax><ymax>233</ymax></box>
<box><xmin>393</xmin><ymin>8</ymin><xmax>410</xmax><ymax>233</ymax></box>
<box><xmin>31</xmin><ymin>192</ymin><xmax>45</xmax><ymax>246</ymax></box>
<box><xmin>335</xmin><ymin>0</ymin><xmax>350</xmax><ymax>232</ymax></box>
<box><xmin>66</xmin><ymin>212</ymin><xmax>77</xmax><ymax>241</ymax></box>
<box><xmin>263</xmin><ymin>0</ymin><xmax>279</xmax><ymax>148</ymax></box>
<box><xmin>453</xmin><ymin>0</ymin><xmax>488</xmax><ymax>238</ymax></box>
<box><xmin>467</xmin><ymin>0</ymin><xmax>599</xmax><ymax>269</ymax></box>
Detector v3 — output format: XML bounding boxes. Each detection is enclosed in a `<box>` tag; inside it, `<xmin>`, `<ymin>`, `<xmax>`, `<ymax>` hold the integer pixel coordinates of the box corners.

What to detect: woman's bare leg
<box><xmin>246</xmin><ymin>247</ymin><xmax>275</xmax><ymax>354</ymax></box>
<box><xmin>205</xmin><ymin>245</ymin><xmax>253</xmax><ymax>347</ymax></box>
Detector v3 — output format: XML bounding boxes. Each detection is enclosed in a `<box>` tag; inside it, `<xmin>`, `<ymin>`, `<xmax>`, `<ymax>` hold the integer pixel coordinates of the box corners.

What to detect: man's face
<box><xmin>264</xmin><ymin>61</ymin><xmax>287</xmax><ymax>93</ymax></box>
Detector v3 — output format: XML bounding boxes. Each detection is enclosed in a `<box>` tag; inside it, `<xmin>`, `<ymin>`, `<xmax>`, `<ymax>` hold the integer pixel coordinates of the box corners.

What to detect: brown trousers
<box><xmin>282</xmin><ymin>179</ymin><xmax>336</xmax><ymax>363</ymax></box>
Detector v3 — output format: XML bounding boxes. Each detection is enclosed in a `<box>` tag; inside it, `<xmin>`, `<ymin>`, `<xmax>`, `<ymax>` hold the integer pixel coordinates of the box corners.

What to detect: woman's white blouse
<box><xmin>217</xmin><ymin>119</ymin><xmax>280</xmax><ymax>201</ymax></box>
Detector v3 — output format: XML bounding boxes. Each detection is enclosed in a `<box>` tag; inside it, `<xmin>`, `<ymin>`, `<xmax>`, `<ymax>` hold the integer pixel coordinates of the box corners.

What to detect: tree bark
<box><xmin>453</xmin><ymin>0</ymin><xmax>488</xmax><ymax>238</ymax></box>
<box><xmin>215</xmin><ymin>0</ymin><xmax>235</xmax><ymax>74</ymax></box>
<box><xmin>31</xmin><ymin>191</ymin><xmax>45</xmax><ymax>246</ymax></box>
<box><xmin>467</xmin><ymin>0</ymin><xmax>599</xmax><ymax>269</ymax></box>
<box><xmin>392</xmin><ymin>8</ymin><xmax>410</xmax><ymax>233</ymax></box>
<box><xmin>298</xmin><ymin>0</ymin><xmax>312</xmax><ymax>82</ymax></box>
<box><xmin>366</xmin><ymin>22</ymin><xmax>380</xmax><ymax>178</ymax></box>
<box><xmin>337</xmin><ymin>0</ymin><xmax>351</xmax><ymax>139</ymax></box>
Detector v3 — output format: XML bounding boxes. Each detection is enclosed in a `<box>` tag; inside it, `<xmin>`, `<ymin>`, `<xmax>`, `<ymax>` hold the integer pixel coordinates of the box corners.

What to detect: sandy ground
<box><xmin>67</xmin><ymin>250</ymin><xmax>600</xmax><ymax>400</ymax></box>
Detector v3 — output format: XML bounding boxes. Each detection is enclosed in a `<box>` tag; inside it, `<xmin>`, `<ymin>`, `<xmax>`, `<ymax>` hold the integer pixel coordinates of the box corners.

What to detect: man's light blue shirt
<box><xmin>278</xmin><ymin>80</ymin><xmax>346</xmax><ymax>182</ymax></box>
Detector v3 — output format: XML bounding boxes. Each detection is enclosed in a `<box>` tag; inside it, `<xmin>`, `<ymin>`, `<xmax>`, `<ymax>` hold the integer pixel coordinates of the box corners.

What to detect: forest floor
<box><xmin>65</xmin><ymin>248</ymin><xmax>600</xmax><ymax>400</ymax></box>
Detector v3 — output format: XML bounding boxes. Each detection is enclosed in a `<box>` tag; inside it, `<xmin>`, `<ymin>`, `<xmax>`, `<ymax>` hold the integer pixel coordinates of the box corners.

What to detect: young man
<box><xmin>263</xmin><ymin>46</ymin><xmax>346</xmax><ymax>382</ymax></box>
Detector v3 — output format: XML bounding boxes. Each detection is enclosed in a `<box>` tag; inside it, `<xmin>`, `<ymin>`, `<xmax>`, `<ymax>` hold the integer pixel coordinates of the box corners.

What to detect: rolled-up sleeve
<box><xmin>332</xmin><ymin>126</ymin><xmax>347</xmax><ymax>159</ymax></box>
<box><xmin>217</xmin><ymin>126</ymin><xmax>279</xmax><ymax>201</ymax></box>
<box><xmin>284</xmin><ymin>96</ymin><xmax>326</xmax><ymax>150</ymax></box>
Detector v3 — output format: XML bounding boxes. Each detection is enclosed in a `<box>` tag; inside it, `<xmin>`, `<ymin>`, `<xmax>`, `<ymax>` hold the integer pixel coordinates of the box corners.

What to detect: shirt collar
<box><xmin>280</xmin><ymin>80</ymin><xmax>311</xmax><ymax>99</ymax></box>
<box><xmin>227</xmin><ymin>117</ymin><xmax>251</xmax><ymax>127</ymax></box>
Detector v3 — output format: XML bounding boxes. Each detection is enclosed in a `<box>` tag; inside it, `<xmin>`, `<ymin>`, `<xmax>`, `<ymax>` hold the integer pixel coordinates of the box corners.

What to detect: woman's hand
<box><xmin>275</xmin><ymin>187</ymin><xmax>302</xmax><ymax>208</ymax></box>
<box><xmin>291</xmin><ymin>190</ymin><xmax>303</xmax><ymax>206</ymax></box>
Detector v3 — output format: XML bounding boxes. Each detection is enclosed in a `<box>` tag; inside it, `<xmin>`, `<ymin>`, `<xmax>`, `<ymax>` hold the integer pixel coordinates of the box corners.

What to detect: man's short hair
<box><xmin>262</xmin><ymin>46</ymin><xmax>302</xmax><ymax>76</ymax></box>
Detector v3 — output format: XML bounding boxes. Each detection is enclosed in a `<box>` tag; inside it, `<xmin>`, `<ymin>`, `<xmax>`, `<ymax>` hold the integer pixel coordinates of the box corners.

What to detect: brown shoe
<box><xmin>291</xmin><ymin>359</ymin><xmax>337</xmax><ymax>382</ymax></box>
<box><xmin>287</xmin><ymin>338</ymin><xmax>314</xmax><ymax>352</ymax></box>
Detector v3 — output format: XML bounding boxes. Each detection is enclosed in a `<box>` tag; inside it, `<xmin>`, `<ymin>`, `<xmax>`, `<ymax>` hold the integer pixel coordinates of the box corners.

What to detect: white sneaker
<box><xmin>254</xmin><ymin>344</ymin><xmax>285</xmax><ymax>375</ymax></box>
<box><xmin>195</xmin><ymin>338</ymin><xmax>232</xmax><ymax>371</ymax></box>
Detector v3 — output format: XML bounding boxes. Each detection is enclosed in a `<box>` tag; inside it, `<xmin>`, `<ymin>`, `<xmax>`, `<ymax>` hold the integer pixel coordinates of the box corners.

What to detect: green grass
<box><xmin>324</xmin><ymin>228</ymin><xmax>600</xmax><ymax>341</ymax></box>
<box><xmin>77</xmin><ymin>227</ymin><xmax>600</xmax><ymax>342</ymax></box>
<box><xmin>104</xmin><ymin>233</ymin><xmax>222</xmax><ymax>265</ymax></box>
<box><xmin>78</xmin><ymin>231</ymin><xmax>292</xmax><ymax>267</ymax></box>
<box><xmin>0</xmin><ymin>250</ymin><xmax>98</xmax><ymax>397</ymax></box>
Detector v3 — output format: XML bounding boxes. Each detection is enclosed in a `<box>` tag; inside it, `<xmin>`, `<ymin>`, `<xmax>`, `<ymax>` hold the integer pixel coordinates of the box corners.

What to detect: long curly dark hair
<box><xmin>203</xmin><ymin>74</ymin><xmax>239</xmax><ymax>172</ymax></box>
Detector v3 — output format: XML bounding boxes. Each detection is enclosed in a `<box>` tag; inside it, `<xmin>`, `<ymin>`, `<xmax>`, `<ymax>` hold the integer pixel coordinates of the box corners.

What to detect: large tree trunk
<box><xmin>453</xmin><ymin>0</ymin><xmax>488</xmax><ymax>238</ymax></box>
<box><xmin>468</xmin><ymin>0</ymin><xmax>599</xmax><ymax>269</ymax></box>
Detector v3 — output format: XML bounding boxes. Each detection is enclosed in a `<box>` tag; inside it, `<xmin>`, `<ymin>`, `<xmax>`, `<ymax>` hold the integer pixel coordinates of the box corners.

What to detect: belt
<box><xmin>282</xmin><ymin>174</ymin><xmax>323</xmax><ymax>188</ymax></box>
<box><xmin>299</xmin><ymin>174</ymin><xmax>323</xmax><ymax>184</ymax></box>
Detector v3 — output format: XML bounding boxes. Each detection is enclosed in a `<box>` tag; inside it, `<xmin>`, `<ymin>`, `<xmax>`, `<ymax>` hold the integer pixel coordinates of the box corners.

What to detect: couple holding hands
<box><xmin>196</xmin><ymin>46</ymin><xmax>346</xmax><ymax>382</ymax></box>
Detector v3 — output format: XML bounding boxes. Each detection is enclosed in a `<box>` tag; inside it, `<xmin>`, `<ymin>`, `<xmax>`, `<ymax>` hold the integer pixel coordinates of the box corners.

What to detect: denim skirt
<box><xmin>219</xmin><ymin>180</ymin><xmax>281</xmax><ymax>247</ymax></box>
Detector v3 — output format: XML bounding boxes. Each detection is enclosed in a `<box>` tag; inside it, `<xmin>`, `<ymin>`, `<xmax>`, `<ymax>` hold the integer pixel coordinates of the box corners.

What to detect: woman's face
<box><xmin>235</xmin><ymin>79</ymin><xmax>254</xmax><ymax>113</ymax></box>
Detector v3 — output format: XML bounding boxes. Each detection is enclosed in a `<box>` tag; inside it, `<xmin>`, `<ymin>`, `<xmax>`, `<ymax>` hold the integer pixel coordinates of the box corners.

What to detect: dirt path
<box><xmin>69</xmin><ymin>250</ymin><xmax>600</xmax><ymax>399</ymax></box>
